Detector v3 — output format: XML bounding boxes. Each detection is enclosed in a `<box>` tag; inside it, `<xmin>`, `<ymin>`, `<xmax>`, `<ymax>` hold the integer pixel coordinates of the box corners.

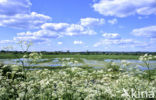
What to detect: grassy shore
<box><xmin>0</xmin><ymin>53</ymin><xmax>147</xmax><ymax>60</ymax></box>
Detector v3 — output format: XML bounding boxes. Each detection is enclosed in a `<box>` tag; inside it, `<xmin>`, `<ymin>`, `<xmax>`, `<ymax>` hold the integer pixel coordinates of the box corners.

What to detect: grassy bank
<box><xmin>0</xmin><ymin>53</ymin><xmax>146</xmax><ymax>60</ymax></box>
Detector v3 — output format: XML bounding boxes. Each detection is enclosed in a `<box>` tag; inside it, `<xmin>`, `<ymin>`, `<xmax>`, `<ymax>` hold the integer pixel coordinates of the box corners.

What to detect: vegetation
<box><xmin>1</xmin><ymin>51</ymin><xmax>156</xmax><ymax>60</ymax></box>
<box><xmin>0</xmin><ymin>42</ymin><xmax>156</xmax><ymax>99</ymax></box>
<box><xmin>0</xmin><ymin>54</ymin><xmax>156</xmax><ymax>100</ymax></box>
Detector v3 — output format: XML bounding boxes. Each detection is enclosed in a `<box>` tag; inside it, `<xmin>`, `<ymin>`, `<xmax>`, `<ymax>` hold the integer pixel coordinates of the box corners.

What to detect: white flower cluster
<box><xmin>121</xmin><ymin>60</ymin><xmax>131</xmax><ymax>67</ymax></box>
<box><xmin>28</xmin><ymin>52</ymin><xmax>42</xmax><ymax>62</ymax></box>
<box><xmin>59</xmin><ymin>58</ymin><xmax>79</xmax><ymax>67</ymax></box>
<box><xmin>1</xmin><ymin>65</ymin><xmax>155</xmax><ymax>99</ymax></box>
<box><xmin>22</xmin><ymin>52</ymin><xmax>42</xmax><ymax>65</ymax></box>
<box><xmin>139</xmin><ymin>54</ymin><xmax>156</xmax><ymax>61</ymax></box>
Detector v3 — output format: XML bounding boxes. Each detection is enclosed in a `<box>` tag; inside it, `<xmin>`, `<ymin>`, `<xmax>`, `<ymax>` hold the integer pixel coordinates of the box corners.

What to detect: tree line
<box><xmin>1</xmin><ymin>50</ymin><xmax>156</xmax><ymax>55</ymax></box>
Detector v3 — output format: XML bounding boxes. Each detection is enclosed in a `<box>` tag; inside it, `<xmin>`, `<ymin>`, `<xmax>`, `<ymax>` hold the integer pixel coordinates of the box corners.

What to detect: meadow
<box><xmin>0</xmin><ymin>51</ymin><xmax>156</xmax><ymax>100</ymax></box>
<box><xmin>0</xmin><ymin>52</ymin><xmax>149</xmax><ymax>60</ymax></box>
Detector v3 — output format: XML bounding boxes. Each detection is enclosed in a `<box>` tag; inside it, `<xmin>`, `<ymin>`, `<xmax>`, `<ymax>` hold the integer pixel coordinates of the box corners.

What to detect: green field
<box><xmin>0</xmin><ymin>53</ymin><xmax>147</xmax><ymax>60</ymax></box>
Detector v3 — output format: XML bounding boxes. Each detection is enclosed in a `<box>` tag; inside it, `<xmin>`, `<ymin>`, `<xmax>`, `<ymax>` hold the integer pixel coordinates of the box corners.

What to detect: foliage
<box><xmin>0</xmin><ymin>65</ymin><xmax>156</xmax><ymax>100</ymax></box>
<box><xmin>0</xmin><ymin>42</ymin><xmax>156</xmax><ymax>99</ymax></box>
<box><xmin>139</xmin><ymin>54</ymin><xmax>156</xmax><ymax>81</ymax></box>
<box><xmin>105</xmin><ymin>61</ymin><xmax>121</xmax><ymax>72</ymax></box>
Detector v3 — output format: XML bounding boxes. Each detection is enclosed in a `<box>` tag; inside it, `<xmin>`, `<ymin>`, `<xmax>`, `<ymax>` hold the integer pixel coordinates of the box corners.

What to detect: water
<box><xmin>0</xmin><ymin>58</ymin><xmax>156</xmax><ymax>70</ymax></box>
<box><xmin>104</xmin><ymin>59</ymin><xmax>156</xmax><ymax>63</ymax></box>
<box><xmin>0</xmin><ymin>58</ymin><xmax>60</xmax><ymax>67</ymax></box>
<box><xmin>0</xmin><ymin>58</ymin><xmax>81</xmax><ymax>67</ymax></box>
<box><xmin>83</xmin><ymin>59</ymin><xmax>156</xmax><ymax>70</ymax></box>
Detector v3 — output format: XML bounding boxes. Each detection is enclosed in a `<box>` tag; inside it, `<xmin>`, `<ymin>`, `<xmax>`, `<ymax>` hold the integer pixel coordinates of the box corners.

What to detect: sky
<box><xmin>0</xmin><ymin>0</ymin><xmax>156</xmax><ymax>52</ymax></box>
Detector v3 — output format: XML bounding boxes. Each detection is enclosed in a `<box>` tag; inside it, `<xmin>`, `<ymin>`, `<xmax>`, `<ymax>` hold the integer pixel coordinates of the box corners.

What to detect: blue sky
<box><xmin>0</xmin><ymin>0</ymin><xmax>156</xmax><ymax>51</ymax></box>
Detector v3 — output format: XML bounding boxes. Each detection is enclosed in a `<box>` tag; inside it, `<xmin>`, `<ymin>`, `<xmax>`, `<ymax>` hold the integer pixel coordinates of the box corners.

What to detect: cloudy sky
<box><xmin>0</xmin><ymin>0</ymin><xmax>156</xmax><ymax>51</ymax></box>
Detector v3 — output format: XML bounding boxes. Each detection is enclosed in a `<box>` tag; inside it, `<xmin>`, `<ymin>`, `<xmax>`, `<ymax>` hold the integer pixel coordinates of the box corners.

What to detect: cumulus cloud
<box><xmin>102</xmin><ymin>33</ymin><xmax>121</xmax><ymax>39</ymax></box>
<box><xmin>0</xmin><ymin>0</ymin><xmax>51</xmax><ymax>29</ymax></box>
<box><xmin>13</xmin><ymin>36</ymin><xmax>49</xmax><ymax>43</ymax></box>
<box><xmin>0</xmin><ymin>12</ymin><xmax>51</xmax><ymax>29</ymax></box>
<box><xmin>10</xmin><ymin>16</ymin><xmax>109</xmax><ymax>43</ymax></box>
<box><xmin>41</xmin><ymin>23</ymin><xmax>69</xmax><ymax>31</ymax></box>
<box><xmin>13</xmin><ymin>18</ymin><xmax>99</xmax><ymax>43</ymax></box>
<box><xmin>64</xmin><ymin>24</ymin><xmax>96</xmax><ymax>36</ymax></box>
<box><xmin>14</xmin><ymin>30</ymin><xmax>58</xmax><ymax>43</ymax></box>
<box><xmin>108</xmin><ymin>18</ymin><xmax>118</xmax><ymax>25</ymax></box>
<box><xmin>73</xmin><ymin>40</ymin><xmax>83</xmax><ymax>44</ymax></box>
<box><xmin>80</xmin><ymin>17</ymin><xmax>105</xmax><ymax>26</ymax></box>
<box><xmin>40</xmin><ymin>21</ymin><xmax>97</xmax><ymax>36</ymax></box>
<box><xmin>131</xmin><ymin>25</ymin><xmax>156</xmax><ymax>38</ymax></box>
<box><xmin>0</xmin><ymin>0</ymin><xmax>31</xmax><ymax>16</ymax></box>
<box><xmin>94</xmin><ymin>38</ymin><xmax>150</xmax><ymax>48</ymax></box>
<box><xmin>94</xmin><ymin>31</ymin><xmax>149</xmax><ymax>48</ymax></box>
<box><xmin>93</xmin><ymin>0</ymin><xmax>156</xmax><ymax>17</ymax></box>
<box><xmin>17</xmin><ymin>30</ymin><xmax>58</xmax><ymax>38</ymax></box>
<box><xmin>57</xmin><ymin>42</ymin><xmax>63</xmax><ymax>45</ymax></box>
<box><xmin>94</xmin><ymin>25</ymin><xmax>156</xmax><ymax>48</ymax></box>
<box><xmin>94</xmin><ymin>39</ymin><xmax>136</xmax><ymax>47</ymax></box>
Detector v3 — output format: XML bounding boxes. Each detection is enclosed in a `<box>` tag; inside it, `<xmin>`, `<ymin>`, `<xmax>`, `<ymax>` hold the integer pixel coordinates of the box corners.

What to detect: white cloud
<box><xmin>0</xmin><ymin>0</ymin><xmax>31</xmax><ymax>16</ymax></box>
<box><xmin>40</xmin><ymin>21</ymin><xmax>97</xmax><ymax>36</ymax></box>
<box><xmin>94</xmin><ymin>25</ymin><xmax>156</xmax><ymax>48</ymax></box>
<box><xmin>64</xmin><ymin>24</ymin><xmax>96</xmax><ymax>36</ymax></box>
<box><xmin>131</xmin><ymin>25</ymin><xmax>156</xmax><ymax>38</ymax></box>
<box><xmin>0</xmin><ymin>12</ymin><xmax>51</xmax><ymax>29</ymax></box>
<box><xmin>65</xmin><ymin>24</ymin><xmax>85</xmax><ymax>35</ymax></box>
<box><xmin>93</xmin><ymin>0</ymin><xmax>156</xmax><ymax>17</ymax></box>
<box><xmin>14</xmin><ymin>23</ymin><xmax>96</xmax><ymax>43</ymax></box>
<box><xmin>57</xmin><ymin>42</ymin><xmax>63</xmax><ymax>45</ymax></box>
<box><xmin>41</xmin><ymin>23</ymin><xmax>69</xmax><ymax>31</ymax></box>
<box><xmin>0</xmin><ymin>0</ymin><xmax>7</xmax><ymax>3</ymax></box>
<box><xmin>94</xmin><ymin>39</ymin><xmax>136</xmax><ymax>47</ymax></box>
<box><xmin>80</xmin><ymin>17</ymin><xmax>105</xmax><ymax>26</ymax></box>
<box><xmin>94</xmin><ymin>37</ymin><xmax>151</xmax><ymax>49</ymax></box>
<box><xmin>13</xmin><ymin>36</ymin><xmax>49</xmax><ymax>43</ymax></box>
<box><xmin>12</xmin><ymin>17</ymin><xmax>102</xmax><ymax>43</ymax></box>
<box><xmin>102</xmin><ymin>33</ymin><xmax>121</xmax><ymax>39</ymax></box>
<box><xmin>14</xmin><ymin>30</ymin><xmax>58</xmax><ymax>43</ymax></box>
<box><xmin>108</xmin><ymin>18</ymin><xmax>118</xmax><ymax>24</ymax></box>
<box><xmin>17</xmin><ymin>30</ymin><xmax>58</xmax><ymax>38</ymax></box>
<box><xmin>73</xmin><ymin>40</ymin><xmax>83</xmax><ymax>44</ymax></box>
<box><xmin>0</xmin><ymin>0</ymin><xmax>51</xmax><ymax>29</ymax></box>
<box><xmin>94</xmin><ymin>31</ymin><xmax>149</xmax><ymax>48</ymax></box>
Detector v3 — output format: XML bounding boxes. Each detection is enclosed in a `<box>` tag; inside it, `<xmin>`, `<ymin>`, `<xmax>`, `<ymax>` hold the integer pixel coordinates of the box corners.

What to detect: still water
<box><xmin>0</xmin><ymin>58</ymin><xmax>156</xmax><ymax>70</ymax></box>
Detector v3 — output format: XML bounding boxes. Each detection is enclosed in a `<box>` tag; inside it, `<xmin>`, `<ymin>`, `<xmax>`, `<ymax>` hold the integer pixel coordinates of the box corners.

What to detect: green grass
<box><xmin>43</xmin><ymin>54</ymin><xmax>141</xmax><ymax>60</ymax></box>
<box><xmin>0</xmin><ymin>53</ymin><xmax>143</xmax><ymax>60</ymax></box>
<box><xmin>0</xmin><ymin>53</ymin><xmax>23</xmax><ymax>59</ymax></box>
